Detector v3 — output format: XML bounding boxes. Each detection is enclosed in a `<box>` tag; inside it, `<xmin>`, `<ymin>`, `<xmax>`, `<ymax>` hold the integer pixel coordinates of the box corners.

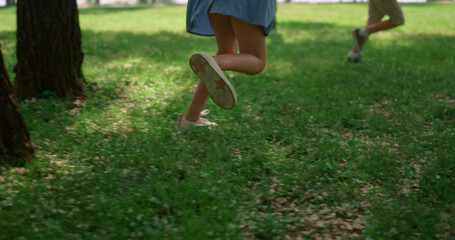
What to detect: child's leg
<box><xmin>184</xmin><ymin>81</ymin><xmax>210</xmax><ymax>122</ymax></box>
<box><xmin>184</xmin><ymin>14</ymin><xmax>268</xmax><ymax>122</ymax></box>
<box><xmin>212</xmin><ymin>15</ymin><xmax>267</xmax><ymax>75</ymax></box>
<box><xmin>353</xmin><ymin>0</ymin><xmax>404</xmax><ymax>52</ymax></box>
<box><xmin>352</xmin><ymin>20</ymin><xmax>398</xmax><ymax>53</ymax></box>
<box><xmin>211</xmin><ymin>13</ymin><xmax>238</xmax><ymax>55</ymax></box>
<box><xmin>369</xmin><ymin>0</ymin><xmax>404</xmax><ymax>33</ymax></box>
<box><xmin>352</xmin><ymin>0</ymin><xmax>383</xmax><ymax>53</ymax></box>
<box><xmin>183</xmin><ymin>14</ymin><xmax>238</xmax><ymax>122</ymax></box>
<box><xmin>366</xmin><ymin>19</ymin><xmax>398</xmax><ymax>35</ymax></box>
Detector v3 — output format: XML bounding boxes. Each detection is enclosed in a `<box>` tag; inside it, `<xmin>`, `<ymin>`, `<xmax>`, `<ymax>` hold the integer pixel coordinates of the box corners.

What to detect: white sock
<box><xmin>359</xmin><ymin>28</ymin><xmax>368</xmax><ymax>37</ymax></box>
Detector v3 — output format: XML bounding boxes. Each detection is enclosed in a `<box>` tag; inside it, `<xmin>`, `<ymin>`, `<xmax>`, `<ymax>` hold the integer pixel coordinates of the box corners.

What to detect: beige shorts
<box><xmin>368</xmin><ymin>0</ymin><xmax>405</xmax><ymax>26</ymax></box>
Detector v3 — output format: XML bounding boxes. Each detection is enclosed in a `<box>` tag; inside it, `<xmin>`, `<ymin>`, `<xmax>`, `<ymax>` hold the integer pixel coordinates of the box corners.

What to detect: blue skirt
<box><xmin>186</xmin><ymin>0</ymin><xmax>276</xmax><ymax>37</ymax></box>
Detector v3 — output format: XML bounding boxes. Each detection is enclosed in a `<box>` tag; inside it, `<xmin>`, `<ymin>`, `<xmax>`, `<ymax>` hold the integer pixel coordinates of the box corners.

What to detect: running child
<box><xmin>347</xmin><ymin>0</ymin><xmax>405</xmax><ymax>62</ymax></box>
<box><xmin>178</xmin><ymin>0</ymin><xmax>276</xmax><ymax>128</ymax></box>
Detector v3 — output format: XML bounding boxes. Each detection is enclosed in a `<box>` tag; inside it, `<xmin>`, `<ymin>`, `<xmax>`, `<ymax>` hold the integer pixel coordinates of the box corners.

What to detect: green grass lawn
<box><xmin>1</xmin><ymin>3</ymin><xmax>454</xmax><ymax>239</ymax></box>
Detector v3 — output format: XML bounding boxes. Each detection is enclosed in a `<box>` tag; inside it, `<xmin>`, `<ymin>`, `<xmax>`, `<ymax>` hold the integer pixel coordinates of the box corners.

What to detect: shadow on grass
<box><xmin>0</xmin><ymin>18</ymin><xmax>452</xmax><ymax>157</ymax></box>
<box><xmin>3</xmin><ymin>19</ymin><xmax>453</xmax><ymax>163</ymax></box>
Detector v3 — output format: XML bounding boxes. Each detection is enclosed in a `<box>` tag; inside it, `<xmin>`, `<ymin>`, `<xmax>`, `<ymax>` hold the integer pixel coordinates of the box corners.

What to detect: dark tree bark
<box><xmin>14</xmin><ymin>0</ymin><xmax>86</xmax><ymax>101</ymax></box>
<box><xmin>0</xmin><ymin>44</ymin><xmax>34</xmax><ymax>165</ymax></box>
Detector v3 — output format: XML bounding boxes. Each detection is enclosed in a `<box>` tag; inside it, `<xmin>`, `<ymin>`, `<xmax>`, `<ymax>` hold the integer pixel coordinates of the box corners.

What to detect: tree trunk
<box><xmin>0</xmin><ymin>44</ymin><xmax>34</xmax><ymax>165</ymax></box>
<box><xmin>14</xmin><ymin>0</ymin><xmax>86</xmax><ymax>101</ymax></box>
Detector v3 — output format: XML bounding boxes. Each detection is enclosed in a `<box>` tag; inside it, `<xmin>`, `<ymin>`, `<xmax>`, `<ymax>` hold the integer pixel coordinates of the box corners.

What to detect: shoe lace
<box><xmin>200</xmin><ymin>109</ymin><xmax>210</xmax><ymax>116</ymax></box>
<box><xmin>197</xmin><ymin>110</ymin><xmax>216</xmax><ymax>126</ymax></box>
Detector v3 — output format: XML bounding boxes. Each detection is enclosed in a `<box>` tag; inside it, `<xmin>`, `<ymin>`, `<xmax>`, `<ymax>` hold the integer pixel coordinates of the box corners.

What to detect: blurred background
<box><xmin>0</xmin><ymin>0</ymin><xmax>431</xmax><ymax>7</ymax></box>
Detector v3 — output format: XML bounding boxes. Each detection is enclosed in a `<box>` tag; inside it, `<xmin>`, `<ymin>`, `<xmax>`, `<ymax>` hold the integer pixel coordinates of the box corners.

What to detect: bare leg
<box><xmin>366</xmin><ymin>19</ymin><xmax>398</xmax><ymax>34</ymax></box>
<box><xmin>213</xmin><ymin>15</ymin><xmax>267</xmax><ymax>75</ymax></box>
<box><xmin>184</xmin><ymin>82</ymin><xmax>210</xmax><ymax>122</ymax></box>
<box><xmin>184</xmin><ymin>14</ymin><xmax>267</xmax><ymax>121</ymax></box>
<box><xmin>353</xmin><ymin>20</ymin><xmax>399</xmax><ymax>53</ymax></box>
<box><xmin>184</xmin><ymin>14</ymin><xmax>238</xmax><ymax>122</ymax></box>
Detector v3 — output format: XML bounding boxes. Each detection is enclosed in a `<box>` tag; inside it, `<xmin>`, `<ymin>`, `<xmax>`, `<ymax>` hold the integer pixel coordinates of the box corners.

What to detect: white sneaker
<box><xmin>347</xmin><ymin>50</ymin><xmax>362</xmax><ymax>63</ymax></box>
<box><xmin>177</xmin><ymin>110</ymin><xmax>217</xmax><ymax>129</ymax></box>
<box><xmin>189</xmin><ymin>52</ymin><xmax>237</xmax><ymax>110</ymax></box>
<box><xmin>352</xmin><ymin>28</ymin><xmax>367</xmax><ymax>53</ymax></box>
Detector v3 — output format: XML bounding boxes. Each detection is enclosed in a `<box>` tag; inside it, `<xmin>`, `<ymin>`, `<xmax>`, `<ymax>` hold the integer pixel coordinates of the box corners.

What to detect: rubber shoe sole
<box><xmin>189</xmin><ymin>52</ymin><xmax>237</xmax><ymax>110</ymax></box>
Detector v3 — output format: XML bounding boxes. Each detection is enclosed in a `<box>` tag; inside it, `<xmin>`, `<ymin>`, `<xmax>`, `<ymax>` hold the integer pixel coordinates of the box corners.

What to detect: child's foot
<box><xmin>189</xmin><ymin>52</ymin><xmax>237</xmax><ymax>110</ymax></box>
<box><xmin>352</xmin><ymin>28</ymin><xmax>367</xmax><ymax>54</ymax></box>
<box><xmin>347</xmin><ymin>50</ymin><xmax>362</xmax><ymax>63</ymax></box>
<box><xmin>177</xmin><ymin>110</ymin><xmax>217</xmax><ymax>129</ymax></box>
